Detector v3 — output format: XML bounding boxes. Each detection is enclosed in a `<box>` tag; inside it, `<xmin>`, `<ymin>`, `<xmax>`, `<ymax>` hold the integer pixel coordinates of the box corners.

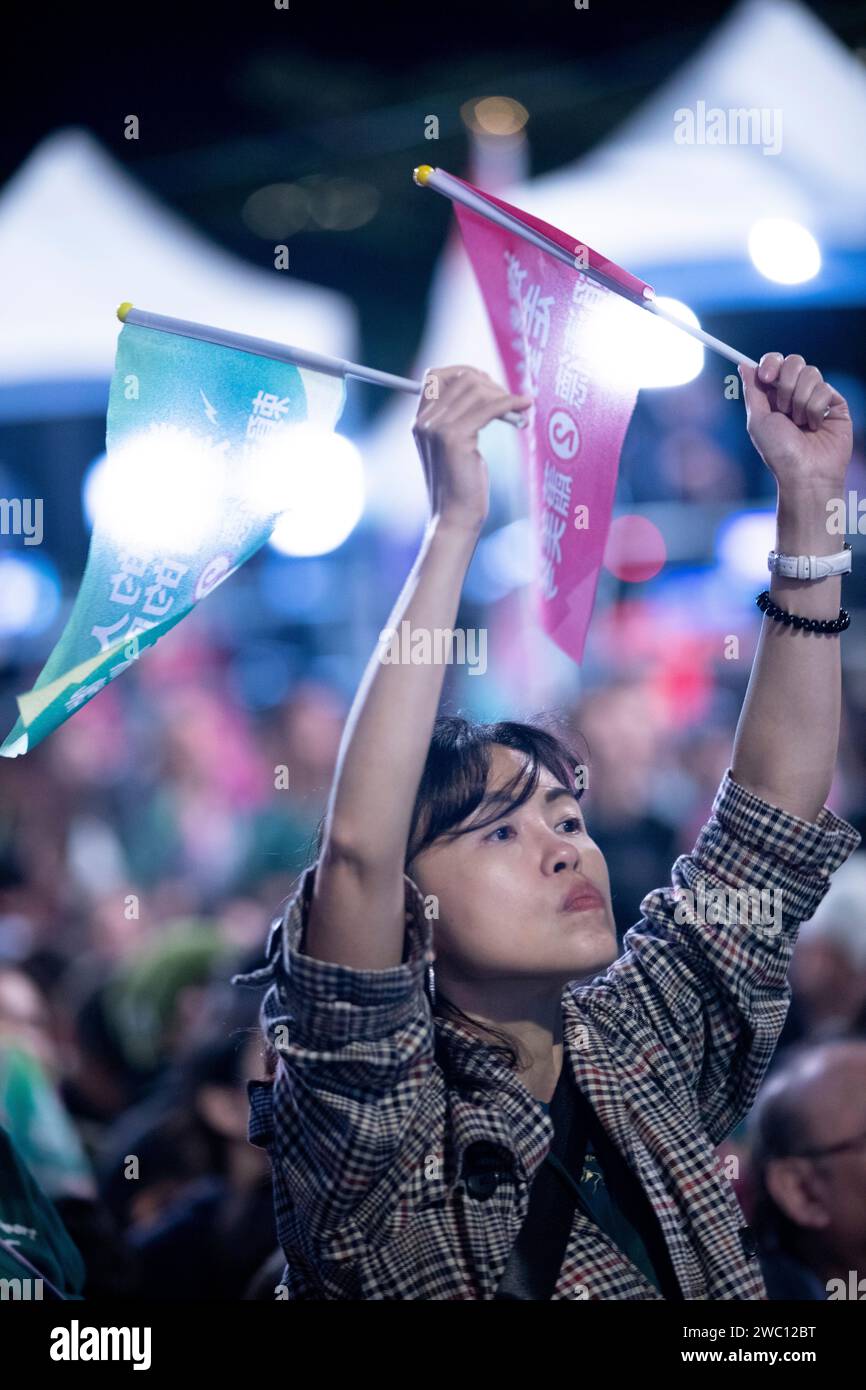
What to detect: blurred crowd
<box><xmin>1</xmin><ymin>628</ymin><xmax>864</xmax><ymax>1301</ymax></box>
<box><xmin>0</xmin><ymin>644</ymin><xmax>344</xmax><ymax>1299</ymax></box>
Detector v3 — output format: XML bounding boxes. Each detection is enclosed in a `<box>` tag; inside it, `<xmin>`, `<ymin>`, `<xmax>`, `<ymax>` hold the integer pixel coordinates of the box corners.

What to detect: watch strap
<box><xmin>768</xmin><ymin>544</ymin><xmax>852</xmax><ymax>580</ymax></box>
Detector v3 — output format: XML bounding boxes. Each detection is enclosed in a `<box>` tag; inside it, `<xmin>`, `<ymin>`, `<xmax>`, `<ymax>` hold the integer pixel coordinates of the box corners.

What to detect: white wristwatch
<box><xmin>767</xmin><ymin>543</ymin><xmax>852</xmax><ymax>580</ymax></box>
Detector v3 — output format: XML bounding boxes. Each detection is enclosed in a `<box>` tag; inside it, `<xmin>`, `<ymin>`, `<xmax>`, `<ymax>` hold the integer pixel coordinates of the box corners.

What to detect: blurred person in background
<box><xmin>625</xmin><ymin>371</ymin><xmax>749</xmax><ymax>505</ymax></box>
<box><xmin>272</xmin><ymin>679</ymin><xmax>347</xmax><ymax>805</ymax></box>
<box><xmin>0</xmin><ymin>962</ymin><xmax>94</xmax><ymax>1202</ymax></box>
<box><xmin>672</xmin><ymin>722</ymin><xmax>743</xmax><ymax>847</ymax></box>
<box><xmin>569</xmin><ymin>681</ymin><xmax>677</xmax><ymax>940</ymax></box>
<box><xmin>97</xmin><ymin>1026</ymin><xmax>274</xmax><ymax>1299</ymax></box>
<box><xmin>0</xmin><ymin>961</ymin><xmax>132</xmax><ymax>1297</ymax></box>
<box><xmin>21</xmin><ymin>916</ymin><xmax>251</xmax><ymax>1296</ymax></box>
<box><xmin>749</xmin><ymin>1037</ymin><xmax>866</xmax><ymax>1300</ymax></box>
<box><xmin>60</xmin><ymin>917</ymin><xmax>239</xmax><ymax>1132</ymax></box>
<box><xmin>238</xmin><ymin>680</ymin><xmax>349</xmax><ymax>902</ymax></box>
<box><xmin>789</xmin><ymin>852</ymin><xmax>866</xmax><ymax>1042</ymax></box>
<box><xmin>125</xmin><ymin>685</ymin><xmax>270</xmax><ymax>909</ymax></box>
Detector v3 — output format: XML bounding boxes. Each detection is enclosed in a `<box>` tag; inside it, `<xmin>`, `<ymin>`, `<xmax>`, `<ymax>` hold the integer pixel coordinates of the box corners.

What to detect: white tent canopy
<box><xmin>361</xmin><ymin>0</ymin><xmax>866</xmax><ymax>538</ymax></box>
<box><xmin>0</xmin><ymin>128</ymin><xmax>356</xmax><ymax>404</ymax></box>
<box><xmin>517</xmin><ymin>0</ymin><xmax>866</xmax><ymax>296</ymax></box>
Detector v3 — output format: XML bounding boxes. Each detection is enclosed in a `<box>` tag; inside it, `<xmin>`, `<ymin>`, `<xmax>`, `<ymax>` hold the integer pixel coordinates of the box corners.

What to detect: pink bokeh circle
<box><xmin>602</xmin><ymin>514</ymin><xmax>667</xmax><ymax>583</ymax></box>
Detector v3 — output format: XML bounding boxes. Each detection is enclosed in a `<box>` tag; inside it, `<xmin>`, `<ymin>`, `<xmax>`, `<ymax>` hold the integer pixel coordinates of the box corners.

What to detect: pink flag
<box><xmin>450</xmin><ymin>174</ymin><xmax>650</xmax><ymax>664</ymax></box>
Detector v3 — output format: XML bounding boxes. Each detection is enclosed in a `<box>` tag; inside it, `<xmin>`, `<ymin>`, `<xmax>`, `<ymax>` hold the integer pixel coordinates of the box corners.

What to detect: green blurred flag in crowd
<box><xmin>0</xmin><ymin>307</ymin><xmax>347</xmax><ymax>758</ymax></box>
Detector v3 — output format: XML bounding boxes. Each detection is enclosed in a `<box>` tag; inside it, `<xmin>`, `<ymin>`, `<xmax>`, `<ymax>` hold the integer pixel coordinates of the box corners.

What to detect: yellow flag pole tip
<box><xmin>117</xmin><ymin>301</ymin><xmax>134</xmax><ymax>322</ymax></box>
<box><xmin>413</xmin><ymin>165</ymin><xmax>434</xmax><ymax>187</ymax></box>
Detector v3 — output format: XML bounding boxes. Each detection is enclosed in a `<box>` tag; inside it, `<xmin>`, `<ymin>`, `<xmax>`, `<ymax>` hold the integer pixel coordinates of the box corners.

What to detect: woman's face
<box><xmin>409</xmin><ymin>744</ymin><xmax>619</xmax><ymax>989</ymax></box>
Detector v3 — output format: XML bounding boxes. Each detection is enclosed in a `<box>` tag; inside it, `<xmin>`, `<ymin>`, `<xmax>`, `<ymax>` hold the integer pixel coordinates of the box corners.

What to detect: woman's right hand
<box><xmin>412</xmin><ymin>365</ymin><xmax>532</xmax><ymax>533</ymax></box>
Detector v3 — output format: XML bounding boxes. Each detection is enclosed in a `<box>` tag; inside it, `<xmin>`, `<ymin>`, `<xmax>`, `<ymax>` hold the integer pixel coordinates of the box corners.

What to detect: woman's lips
<box><xmin>561</xmin><ymin>883</ymin><xmax>605</xmax><ymax>913</ymax></box>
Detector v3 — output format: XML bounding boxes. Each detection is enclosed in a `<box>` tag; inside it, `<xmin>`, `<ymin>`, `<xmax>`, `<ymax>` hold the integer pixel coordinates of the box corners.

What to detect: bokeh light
<box><xmin>715</xmin><ymin>509</ymin><xmax>777</xmax><ymax>583</ymax></box>
<box><xmin>242</xmin><ymin>177</ymin><xmax>380</xmax><ymax>238</ymax></box>
<box><xmin>603</xmin><ymin>514</ymin><xmax>667</xmax><ymax>583</ymax></box>
<box><xmin>469</xmin><ymin>517</ymin><xmax>534</xmax><ymax>600</ymax></box>
<box><xmin>83</xmin><ymin>430</ymin><xmax>230</xmax><ymax>552</ymax></box>
<box><xmin>0</xmin><ymin>554</ymin><xmax>62</xmax><ymax>636</ymax></box>
<box><xmin>268</xmin><ymin>427</ymin><xmax>364</xmax><ymax>556</ymax></box>
<box><xmin>241</xmin><ymin>183</ymin><xmax>310</xmax><ymax>238</ymax></box>
<box><xmin>304</xmin><ymin>177</ymin><xmax>380</xmax><ymax>230</ymax></box>
<box><xmin>461</xmin><ymin>95</ymin><xmax>529</xmax><ymax>136</ymax></box>
<box><xmin>585</xmin><ymin>294</ymin><xmax>704</xmax><ymax>391</ymax></box>
<box><xmin>748</xmin><ymin>218</ymin><xmax>821</xmax><ymax>285</ymax></box>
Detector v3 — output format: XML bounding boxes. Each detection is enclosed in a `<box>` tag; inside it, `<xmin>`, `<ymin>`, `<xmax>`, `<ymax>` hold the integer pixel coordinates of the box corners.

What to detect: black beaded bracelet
<box><xmin>756</xmin><ymin>590</ymin><xmax>850</xmax><ymax>633</ymax></box>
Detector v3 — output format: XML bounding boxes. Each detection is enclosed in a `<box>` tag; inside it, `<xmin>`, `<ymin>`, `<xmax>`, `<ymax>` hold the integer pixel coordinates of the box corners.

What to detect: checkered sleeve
<box><xmin>241</xmin><ymin>861</ymin><xmax>437</xmax><ymax>1240</ymax></box>
<box><xmin>593</xmin><ymin>768</ymin><xmax>861</xmax><ymax>1144</ymax></box>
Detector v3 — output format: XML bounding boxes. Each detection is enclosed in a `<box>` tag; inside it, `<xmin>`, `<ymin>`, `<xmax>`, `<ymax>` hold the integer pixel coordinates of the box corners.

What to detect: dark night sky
<box><xmin>2</xmin><ymin>1</ymin><xmax>864</xmax><ymax>385</ymax></box>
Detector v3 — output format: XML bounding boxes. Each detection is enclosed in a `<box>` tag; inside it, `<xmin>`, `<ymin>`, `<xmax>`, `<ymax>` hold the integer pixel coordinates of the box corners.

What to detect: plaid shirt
<box><xmin>235</xmin><ymin>769</ymin><xmax>860</xmax><ymax>1300</ymax></box>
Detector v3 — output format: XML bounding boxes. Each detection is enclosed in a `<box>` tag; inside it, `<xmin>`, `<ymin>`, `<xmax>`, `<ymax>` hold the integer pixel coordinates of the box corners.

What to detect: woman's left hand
<box><xmin>740</xmin><ymin>353</ymin><xmax>853</xmax><ymax>493</ymax></box>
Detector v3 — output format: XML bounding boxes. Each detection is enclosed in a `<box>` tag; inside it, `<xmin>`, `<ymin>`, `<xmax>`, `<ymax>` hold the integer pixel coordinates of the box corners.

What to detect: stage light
<box><xmin>268</xmin><ymin>426</ymin><xmax>364</xmax><ymax>556</ymax></box>
<box><xmin>748</xmin><ymin>218</ymin><xmax>821</xmax><ymax>284</ymax></box>
<box><xmin>0</xmin><ymin>555</ymin><xmax>61</xmax><ymax>636</ymax></box>
<box><xmin>715</xmin><ymin>509</ymin><xmax>776</xmax><ymax>584</ymax></box>
<box><xmin>586</xmin><ymin>293</ymin><xmax>704</xmax><ymax>390</ymax></box>
<box><xmin>84</xmin><ymin>424</ymin><xmax>362</xmax><ymax>561</ymax></box>
<box><xmin>638</xmin><ymin>298</ymin><xmax>704</xmax><ymax>387</ymax></box>
<box><xmin>82</xmin><ymin>431</ymin><xmax>231</xmax><ymax>552</ymax></box>
<box><xmin>82</xmin><ymin>451</ymin><xmax>107</xmax><ymax>528</ymax></box>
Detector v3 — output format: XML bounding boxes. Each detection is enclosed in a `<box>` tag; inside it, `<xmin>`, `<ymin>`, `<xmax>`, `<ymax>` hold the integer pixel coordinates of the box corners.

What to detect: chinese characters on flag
<box><xmin>452</xmin><ymin>178</ymin><xmax>645</xmax><ymax>664</ymax></box>
<box><xmin>1</xmin><ymin>325</ymin><xmax>345</xmax><ymax>757</ymax></box>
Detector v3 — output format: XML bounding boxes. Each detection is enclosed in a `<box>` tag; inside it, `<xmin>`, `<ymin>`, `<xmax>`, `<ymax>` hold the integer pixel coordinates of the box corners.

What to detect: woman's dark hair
<box><xmin>307</xmin><ymin>712</ymin><xmax>590</xmax><ymax>1080</ymax></box>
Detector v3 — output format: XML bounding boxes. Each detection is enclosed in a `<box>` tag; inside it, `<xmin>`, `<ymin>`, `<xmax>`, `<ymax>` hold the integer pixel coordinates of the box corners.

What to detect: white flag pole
<box><xmin>117</xmin><ymin>304</ymin><xmax>528</xmax><ymax>428</ymax></box>
<box><xmin>413</xmin><ymin>165</ymin><xmax>759</xmax><ymax>370</ymax></box>
<box><xmin>644</xmin><ymin>299</ymin><xmax>758</xmax><ymax>368</ymax></box>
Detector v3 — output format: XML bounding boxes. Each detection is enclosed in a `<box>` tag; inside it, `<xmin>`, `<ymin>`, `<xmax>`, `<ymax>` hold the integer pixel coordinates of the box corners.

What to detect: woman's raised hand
<box><xmin>412</xmin><ymin>365</ymin><xmax>532</xmax><ymax>534</ymax></box>
<box><xmin>739</xmin><ymin>353</ymin><xmax>853</xmax><ymax>494</ymax></box>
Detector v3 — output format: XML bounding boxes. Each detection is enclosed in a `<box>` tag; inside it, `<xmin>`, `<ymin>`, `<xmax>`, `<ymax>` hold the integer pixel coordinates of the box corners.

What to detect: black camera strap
<box><xmin>493</xmin><ymin>1067</ymin><xmax>590</xmax><ymax>1300</ymax></box>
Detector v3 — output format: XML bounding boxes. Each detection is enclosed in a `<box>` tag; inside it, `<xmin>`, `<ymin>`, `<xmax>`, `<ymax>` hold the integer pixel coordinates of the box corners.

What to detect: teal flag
<box><xmin>1</xmin><ymin>320</ymin><xmax>346</xmax><ymax>757</ymax></box>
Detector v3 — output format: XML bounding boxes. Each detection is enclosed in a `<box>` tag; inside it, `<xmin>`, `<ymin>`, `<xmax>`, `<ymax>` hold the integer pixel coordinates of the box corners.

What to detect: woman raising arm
<box><xmin>304</xmin><ymin>367</ymin><xmax>532</xmax><ymax>971</ymax></box>
<box><xmin>731</xmin><ymin>352</ymin><xmax>853</xmax><ymax>821</ymax></box>
<box><xmin>238</xmin><ymin>351</ymin><xmax>861</xmax><ymax>1301</ymax></box>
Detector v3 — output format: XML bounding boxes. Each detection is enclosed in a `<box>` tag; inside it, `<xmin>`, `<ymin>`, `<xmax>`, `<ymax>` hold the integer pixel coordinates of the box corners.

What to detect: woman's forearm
<box><xmin>321</xmin><ymin>514</ymin><xmax>480</xmax><ymax>869</ymax></box>
<box><xmin>731</xmin><ymin>483</ymin><xmax>842</xmax><ymax>821</ymax></box>
<box><xmin>729</xmin><ymin>351</ymin><xmax>852</xmax><ymax>822</ymax></box>
<box><xmin>304</xmin><ymin>367</ymin><xmax>529</xmax><ymax>970</ymax></box>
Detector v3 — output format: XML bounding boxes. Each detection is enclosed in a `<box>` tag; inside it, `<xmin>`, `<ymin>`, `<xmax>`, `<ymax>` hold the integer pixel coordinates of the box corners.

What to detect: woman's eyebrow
<box><xmin>543</xmin><ymin>786</ymin><xmax>582</xmax><ymax>807</ymax></box>
<box><xmin>468</xmin><ymin>783</ymin><xmax>582</xmax><ymax>830</ymax></box>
